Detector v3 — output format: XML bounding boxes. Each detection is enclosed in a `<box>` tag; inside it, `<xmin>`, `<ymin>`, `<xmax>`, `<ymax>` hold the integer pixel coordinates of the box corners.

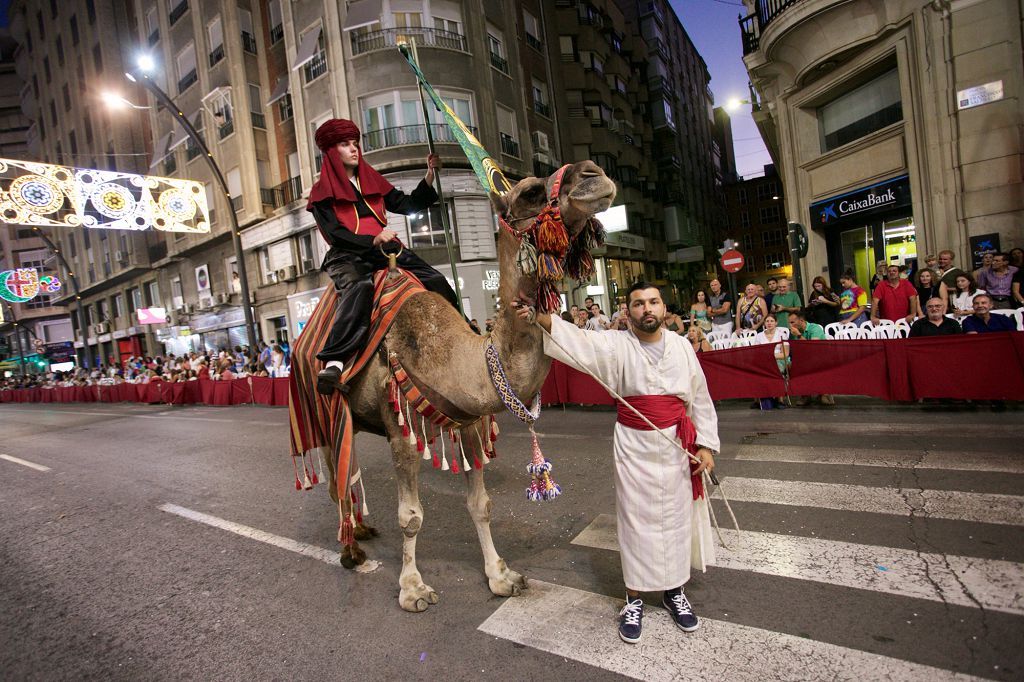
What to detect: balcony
<box><xmin>169</xmin><ymin>1</ymin><xmax>188</xmax><ymax>25</ymax></box>
<box><xmin>270</xmin><ymin>23</ymin><xmax>283</xmax><ymax>44</ymax></box>
<box><xmin>259</xmin><ymin>188</ymin><xmax>276</xmax><ymax>207</ymax></box>
<box><xmin>177</xmin><ymin>69</ymin><xmax>197</xmax><ymax>93</ymax></box>
<box><xmin>250</xmin><ymin>112</ymin><xmax>265</xmax><ymax>129</ymax></box>
<box><xmin>147</xmin><ymin>29</ymin><xmax>159</xmax><ymax>46</ymax></box>
<box><xmin>185</xmin><ymin>137</ymin><xmax>203</xmax><ymax>161</ymax></box>
<box><xmin>361</xmin><ymin>123</ymin><xmax>478</xmax><ymax>153</ymax></box>
<box><xmin>303</xmin><ymin>51</ymin><xmax>327</xmax><ymax>82</ymax></box>
<box><xmin>525</xmin><ymin>33</ymin><xmax>543</xmax><ymax>51</ymax></box>
<box><xmin>351</xmin><ymin>27</ymin><xmax>468</xmax><ymax>56</ymax></box>
<box><xmin>218</xmin><ymin>119</ymin><xmax>234</xmax><ymax>139</ymax></box>
<box><xmin>489</xmin><ymin>51</ymin><xmax>508</xmax><ymax>74</ymax></box>
<box><xmin>231</xmin><ymin>195</ymin><xmax>243</xmax><ymax>212</ymax></box>
<box><xmin>499</xmin><ymin>133</ymin><xmax>520</xmax><ymax>158</ymax></box>
<box><xmin>740</xmin><ymin>0</ymin><xmax>808</xmax><ymax>55</ymax></box>
<box><xmin>264</xmin><ymin>176</ymin><xmax>303</xmax><ymax>208</ymax></box>
<box><xmin>208</xmin><ymin>45</ymin><xmax>224</xmax><ymax>67</ymax></box>
<box><xmin>533</xmin><ymin>158</ymin><xmax>560</xmax><ymax>178</ymax></box>
<box><xmin>533</xmin><ymin>101</ymin><xmax>551</xmax><ymax>118</ymax></box>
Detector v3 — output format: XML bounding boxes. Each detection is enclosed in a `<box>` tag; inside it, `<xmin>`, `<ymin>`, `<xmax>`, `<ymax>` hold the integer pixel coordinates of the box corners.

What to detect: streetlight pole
<box><xmin>123</xmin><ymin>68</ymin><xmax>260</xmax><ymax>348</ymax></box>
<box><xmin>1</xmin><ymin>301</ymin><xmax>27</xmax><ymax>378</ymax></box>
<box><xmin>30</xmin><ymin>226</ymin><xmax>93</xmax><ymax>369</ymax></box>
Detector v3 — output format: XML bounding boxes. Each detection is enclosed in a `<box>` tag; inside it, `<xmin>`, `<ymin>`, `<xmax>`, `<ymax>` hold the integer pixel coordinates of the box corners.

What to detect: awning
<box><xmin>343</xmin><ymin>0</ymin><xmax>382</xmax><ymax>30</ymax></box>
<box><xmin>149</xmin><ymin>132</ymin><xmax>173</xmax><ymax>168</ymax></box>
<box><xmin>292</xmin><ymin>26</ymin><xmax>322</xmax><ymax>70</ymax></box>
<box><xmin>267</xmin><ymin>76</ymin><xmax>289</xmax><ymax>106</ymax></box>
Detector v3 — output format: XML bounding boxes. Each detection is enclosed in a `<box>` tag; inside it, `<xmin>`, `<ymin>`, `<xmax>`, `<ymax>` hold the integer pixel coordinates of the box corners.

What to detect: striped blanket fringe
<box><xmin>287</xmin><ymin>267</ymin><xmax>428</xmax><ymax>547</ymax></box>
<box><xmin>388</xmin><ymin>352</ymin><xmax>500</xmax><ymax>474</ymax></box>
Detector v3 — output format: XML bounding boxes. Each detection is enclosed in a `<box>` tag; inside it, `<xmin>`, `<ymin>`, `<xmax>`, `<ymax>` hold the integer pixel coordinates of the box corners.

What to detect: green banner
<box><xmin>399</xmin><ymin>44</ymin><xmax>513</xmax><ymax>196</ymax></box>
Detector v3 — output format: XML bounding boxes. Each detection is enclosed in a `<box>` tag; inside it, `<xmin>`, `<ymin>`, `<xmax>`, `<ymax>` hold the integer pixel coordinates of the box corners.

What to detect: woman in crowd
<box><xmin>686</xmin><ymin>325</ymin><xmax>712</xmax><ymax>353</ymax></box>
<box><xmin>869</xmin><ymin>260</ymin><xmax>887</xmax><ymax>290</ymax></box>
<box><xmin>915</xmin><ymin>268</ymin><xmax>946</xmax><ymax>313</ymax></box>
<box><xmin>806</xmin><ymin>276</ymin><xmax>840</xmax><ymax>327</ymax></box>
<box><xmin>1009</xmin><ymin>247</ymin><xmax>1023</xmax><ymax>269</ymax></box>
<box><xmin>950</xmin><ymin>272</ymin><xmax>985</xmax><ymax>318</ymax></box>
<box><xmin>688</xmin><ymin>290</ymin><xmax>712</xmax><ymax>333</ymax></box>
<box><xmin>735</xmin><ymin>283</ymin><xmax>768</xmax><ymax>333</ymax></box>
<box><xmin>973</xmin><ymin>252</ymin><xmax>993</xmax><ymax>282</ymax></box>
<box><xmin>663</xmin><ymin>305</ymin><xmax>687</xmax><ymax>333</ymax></box>
<box><xmin>753</xmin><ymin>314</ymin><xmax>790</xmax><ymax>409</ymax></box>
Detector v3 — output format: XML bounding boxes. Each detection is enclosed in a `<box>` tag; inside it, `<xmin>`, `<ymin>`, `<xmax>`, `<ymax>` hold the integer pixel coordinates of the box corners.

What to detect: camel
<box><xmin>292</xmin><ymin>160</ymin><xmax>616</xmax><ymax>612</ymax></box>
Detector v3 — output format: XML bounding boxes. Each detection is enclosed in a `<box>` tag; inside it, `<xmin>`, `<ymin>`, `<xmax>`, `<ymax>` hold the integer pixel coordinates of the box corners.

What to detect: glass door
<box><xmin>838</xmin><ymin>225</ymin><xmax>874</xmax><ymax>291</ymax></box>
<box><xmin>882</xmin><ymin>217</ymin><xmax>917</xmax><ymax>277</ymax></box>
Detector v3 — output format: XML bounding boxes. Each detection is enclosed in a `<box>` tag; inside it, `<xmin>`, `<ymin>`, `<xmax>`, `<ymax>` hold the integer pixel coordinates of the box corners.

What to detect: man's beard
<box><xmin>632</xmin><ymin>314</ymin><xmax>662</xmax><ymax>333</ymax></box>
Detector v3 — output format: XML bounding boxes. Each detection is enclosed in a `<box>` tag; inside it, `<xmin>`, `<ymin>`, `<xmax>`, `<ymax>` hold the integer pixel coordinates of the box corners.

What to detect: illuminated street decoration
<box><xmin>0</xmin><ymin>268</ymin><xmax>62</xmax><ymax>303</ymax></box>
<box><xmin>0</xmin><ymin>158</ymin><xmax>209</xmax><ymax>233</ymax></box>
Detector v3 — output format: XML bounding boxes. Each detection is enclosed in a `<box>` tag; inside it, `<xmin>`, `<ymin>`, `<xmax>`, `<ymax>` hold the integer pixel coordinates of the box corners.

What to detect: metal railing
<box><xmin>242</xmin><ymin>32</ymin><xmax>258</xmax><ymax>54</ymax></box>
<box><xmin>500</xmin><ymin>132</ymin><xmax>520</xmax><ymax>158</ymax></box>
<box><xmin>147</xmin><ymin>29</ymin><xmax>159</xmax><ymax>46</ymax></box>
<box><xmin>270</xmin><ymin>23</ymin><xmax>283</xmax><ymax>44</ymax></box>
<box><xmin>350</xmin><ymin>27</ymin><xmax>468</xmax><ymax>56</ymax></box>
<box><xmin>250</xmin><ymin>112</ymin><xmax>265</xmax><ymax>129</ymax></box>
<box><xmin>169</xmin><ymin>1</ymin><xmax>188</xmax><ymax>25</ymax></box>
<box><xmin>177</xmin><ymin>69</ymin><xmax>197</xmax><ymax>93</ymax></box>
<box><xmin>218</xmin><ymin>119</ymin><xmax>234</xmax><ymax>139</ymax></box>
<box><xmin>265</xmin><ymin>176</ymin><xmax>304</xmax><ymax>208</ymax></box>
<box><xmin>208</xmin><ymin>45</ymin><xmax>224</xmax><ymax>67</ymax></box>
<box><xmin>303</xmin><ymin>51</ymin><xmax>327</xmax><ymax>82</ymax></box>
<box><xmin>525</xmin><ymin>33</ymin><xmax>543</xmax><ymax>50</ymax></box>
<box><xmin>740</xmin><ymin>0</ymin><xmax>807</xmax><ymax>55</ymax></box>
<box><xmin>533</xmin><ymin>159</ymin><xmax>560</xmax><ymax>178</ymax></box>
<box><xmin>259</xmin><ymin>188</ymin><xmax>276</xmax><ymax>207</ymax></box>
<box><xmin>361</xmin><ymin>123</ymin><xmax>478</xmax><ymax>152</ymax></box>
<box><xmin>533</xmin><ymin>101</ymin><xmax>551</xmax><ymax>117</ymax></box>
<box><xmin>489</xmin><ymin>51</ymin><xmax>509</xmax><ymax>73</ymax></box>
<box><xmin>185</xmin><ymin>136</ymin><xmax>203</xmax><ymax>161</ymax></box>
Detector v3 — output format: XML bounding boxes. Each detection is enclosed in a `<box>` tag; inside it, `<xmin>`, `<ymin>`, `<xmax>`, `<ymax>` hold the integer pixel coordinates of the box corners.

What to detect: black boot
<box><xmin>316</xmin><ymin>365</ymin><xmax>348</xmax><ymax>396</ymax></box>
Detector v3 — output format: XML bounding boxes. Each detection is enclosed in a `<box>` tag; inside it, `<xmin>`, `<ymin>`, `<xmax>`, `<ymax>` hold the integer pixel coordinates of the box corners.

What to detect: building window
<box><xmin>819</xmin><ymin>67</ymin><xmax>902</xmax><ymax>152</ymax></box>
<box><xmin>301</xmin><ymin>28</ymin><xmax>327</xmax><ymax>83</ymax></box>
<box><xmin>147</xmin><ymin>281</ymin><xmax>160</xmax><ymax>307</ymax></box>
<box><xmin>127</xmin><ymin>287</ymin><xmax>140</xmax><ymax>313</ymax></box>
<box><xmin>208</xmin><ymin>16</ymin><xmax>224</xmax><ymax>66</ymax></box>
<box><xmin>739</xmin><ymin>211</ymin><xmax>750</xmax><ymax>229</ymax></box>
<box><xmin>742</xmin><ymin>234</ymin><xmax>754</xmax><ymax>251</ymax></box>
<box><xmin>171</xmin><ymin>276</ymin><xmax>183</xmax><ymax>309</ymax></box>
<box><xmin>227</xmin><ymin>167</ymin><xmax>243</xmax><ymax>212</ymax></box>
<box><xmin>297</xmin><ymin>231</ymin><xmax>316</xmax><ymax>273</ymax></box>
<box><xmin>176</xmin><ymin>43</ymin><xmax>198</xmax><ymax>92</ymax></box>
<box><xmin>358</xmin><ymin>91</ymin><xmax>474</xmax><ymax>153</ymax></box>
<box><xmin>737</xmin><ymin>187</ymin><xmax>747</xmax><ymax>205</ymax></box>
<box><xmin>278</xmin><ymin>94</ymin><xmax>293</xmax><ymax>122</ymax></box>
<box><xmin>113</xmin><ymin>294</ymin><xmax>124</xmax><ymax>319</ymax></box>
<box><xmin>393</xmin><ymin>12</ymin><xmax>422</xmax><ymax>28</ymax></box>
<box><xmin>756</xmin><ymin>181</ymin><xmax>778</xmax><ymax>202</ymax></box>
<box><xmin>497</xmin><ymin>105</ymin><xmax>519</xmax><ymax>158</ymax></box>
<box><xmin>92</xmin><ymin>44</ymin><xmax>103</xmax><ymax>74</ymax></box>
<box><xmin>169</xmin><ymin>0</ymin><xmax>188</xmax><ymax>26</ymax></box>
<box><xmin>487</xmin><ymin>29</ymin><xmax>508</xmax><ymax>74</ymax></box>
<box><xmin>759</xmin><ymin>205</ymin><xmax>781</xmax><ymax>224</ymax></box>
<box><xmin>531</xmin><ymin>78</ymin><xmax>550</xmax><ymax>118</ymax></box>
<box><xmin>86</xmin><ymin>0</ymin><xmax>96</xmax><ymax>23</ymax></box>
<box><xmin>761</xmin><ymin>228</ymin><xmax>786</xmax><ymax>247</ymax></box>
<box><xmin>56</xmin><ymin>37</ymin><xmax>64</xmax><ymax>65</ymax></box>
<box><xmin>559</xmin><ymin>35</ymin><xmax>576</xmax><ymax>62</ymax></box>
<box><xmin>239</xmin><ymin>9</ymin><xmax>257</xmax><ymax>54</ymax></box>
<box><xmin>268</xmin><ymin>0</ymin><xmax>284</xmax><ymax>44</ymax></box>
<box><xmin>249</xmin><ymin>83</ymin><xmax>265</xmax><ymax>128</ymax></box>
<box><xmin>44</xmin><ymin>56</ymin><xmax>51</xmax><ymax>83</ymax></box>
<box><xmin>145</xmin><ymin>7</ymin><xmax>159</xmax><ymax>44</ymax></box>
<box><xmin>433</xmin><ymin>16</ymin><xmax>460</xmax><ymax>35</ymax></box>
<box><xmin>62</xmin><ymin>84</ymin><xmax>70</xmax><ymax>110</ymax></box>
<box><xmin>309</xmin><ymin>112</ymin><xmax>333</xmax><ymax>171</ymax></box>
<box><xmin>404</xmin><ymin>201</ymin><xmax>456</xmax><ymax>249</ymax></box>
<box><xmin>523</xmin><ymin>9</ymin><xmax>542</xmax><ymax>50</ymax></box>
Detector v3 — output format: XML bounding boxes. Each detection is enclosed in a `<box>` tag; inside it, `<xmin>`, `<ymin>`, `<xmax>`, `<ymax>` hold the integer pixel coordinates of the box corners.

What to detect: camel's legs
<box><xmin>390</xmin><ymin>432</ymin><xmax>439</xmax><ymax>612</ymax></box>
<box><xmin>464</xmin><ymin>447</ymin><xmax>528</xmax><ymax>597</ymax></box>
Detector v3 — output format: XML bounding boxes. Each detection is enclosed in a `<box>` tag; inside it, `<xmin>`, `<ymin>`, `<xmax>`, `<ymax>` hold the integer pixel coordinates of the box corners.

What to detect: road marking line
<box><xmin>719</xmin><ymin>421</ymin><xmax>1017</xmax><ymax>437</ymax></box>
<box><xmin>725</xmin><ymin>445</ymin><xmax>1024</xmax><ymax>474</ymax></box>
<box><xmin>157</xmin><ymin>503</ymin><xmax>380</xmax><ymax>573</ymax></box>
<box><xmin>478</xmin><ymin>580</ymin><xmax>978</xmax><ymax>681</ymax></box>
<box><xmin>715</xmin><ymin>476</ymin><xmax>1024</xmax><ymax>526</ymax></box>
<box><xmin>572</xmin><ymin>514</ymin><xmax>1024</xmax><ymax>615</ymax></box>
<box><xmin>0</xmin><ymin>454</ymin><xmax>51</xmax><ymax>472</ymax></box>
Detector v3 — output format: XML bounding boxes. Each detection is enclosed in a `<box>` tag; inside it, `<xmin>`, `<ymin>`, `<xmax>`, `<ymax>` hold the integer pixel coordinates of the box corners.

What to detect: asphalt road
<box><xmin>0</xmin><ymin>399</ymin><xmax>1021</xmax><ymax>680</ymax></box>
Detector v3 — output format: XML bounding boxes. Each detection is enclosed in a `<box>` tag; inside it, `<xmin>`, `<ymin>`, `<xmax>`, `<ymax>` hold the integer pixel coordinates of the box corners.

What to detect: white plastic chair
<box><xmin>706</xmin><ymin>330</ymin><xmax>729</xmax><ymax>347</ymax></box>
<box><xmin>777</xmin><ymin>327</ymin><xmax>790</xmax><ymax>340</ymax></box>
<box><xmin>990</xmin><ymin>308</ymin><xmax>1024</xmax><ymax>331</ymax></box>
<box><xmin>737</xmin><ymin>329</ymin><xmax>757</xmax><ymax>340</ymax></box>
<box><xmin>731</xmin><ymin>333</ymin><xmax>755</xmax><ymax>348</ymax></box>
<box><xmin>832</xmin><ymin>322</ymin><xmax>865</xmax><ymax>340</ymax></box>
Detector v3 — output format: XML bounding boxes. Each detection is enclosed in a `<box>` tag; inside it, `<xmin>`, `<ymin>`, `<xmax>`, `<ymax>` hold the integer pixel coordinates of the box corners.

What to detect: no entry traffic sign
<box><xmin>720</xmin><ymin>249</ymin><xmax>745</xmax><ymax>273</ymax></box>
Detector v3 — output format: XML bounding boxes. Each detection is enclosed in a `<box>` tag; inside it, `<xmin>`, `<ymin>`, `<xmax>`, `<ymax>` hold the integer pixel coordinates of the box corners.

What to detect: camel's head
<box><xmin>491</xmin><ymin>161</ymin><xmax>616</xmax><ymax>313</ymax></box>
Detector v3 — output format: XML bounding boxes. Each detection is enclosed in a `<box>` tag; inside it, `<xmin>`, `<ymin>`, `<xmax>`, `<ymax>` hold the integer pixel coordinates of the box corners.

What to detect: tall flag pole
<box><xmin>400</xmin><ymin>41</ymin><xmax>463</xmax><ymax>314</ymax></box>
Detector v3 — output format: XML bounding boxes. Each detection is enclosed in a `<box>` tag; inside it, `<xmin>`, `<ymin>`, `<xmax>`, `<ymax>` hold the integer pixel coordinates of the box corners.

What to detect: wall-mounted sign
<box><xmin>482</xmin><ymin>269</ymin><xmax>500</xmax><ymax>291</ymax></box>
<box><xmin>0</xmin><ymin>268</ymin><xmax>62</xmax><ymax>303</ymax></box>
<box><xmin>969</xmin><ymin>233</ymin><xmax>1001</xmax><ymax>270</ymax></box>
<box><xmin>809</xmin><ymin>175</ymin><xmax>911</xmax><ymax>229</ymax></box>
<box><xmin>604</xmin><ymin>231</ymin><xmax>646</xmax><ymax>251</ymax></box>
<box><xmin>957</xmin><ymin>81</ymin><xmax>1003</xmax><ymax>111</ymax></box>
<box><xmin>288</xmin><ymin>287</ymin><xmax>327</xmax><ymax>338</ymax></box>
<box><xmin>0</xmin><ymin>158</ymin><xmax>209</xmax><ymax>233</ymax></box>
<box><xmin>594</xmin><ymin>204</ymin><xmax>628</xmax><ymax>233</ymax></box>
<box><xmin>137</xmin><ymin>307</ymin><xmax>168</xmax><ymax>325</ymax></box>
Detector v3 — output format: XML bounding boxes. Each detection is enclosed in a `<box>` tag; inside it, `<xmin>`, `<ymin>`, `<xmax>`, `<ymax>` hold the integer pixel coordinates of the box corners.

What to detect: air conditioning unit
<box><xmin>216</xmin><ymin>292</ymin><xmax>232</xmax><ymax>305</ymax></box>
<box><xmin>301</xmin><ymin>259</ymin><xmax>315</xmax><ymax>272</ymax></box>
<box><xmin>533</xmin><ymin>152</ymin><xmax>552</xmax><ymax>165</ymax></box>
<box><xmin>167</xmin><ymin>311</ymin><xmax>178</xmax><ymax>325</ymax></box>
<box><xmin>277</xmin><ymin>265</ymin><xmax>298</xmax><ymax>281</ymax></box>
<box><xmin>114</xmin><ymin>250</ymin><xmax>127</xmax><ymax>264</ymax></box>
<box><xmin>531</xmin><ymin>130</ymin><xmax>550</xmax><ymax>153</ymax></box>
<box><xmin>93</xmin><ymin>322</ymin><xmax>109</xmax><ymax>335</ymax></box>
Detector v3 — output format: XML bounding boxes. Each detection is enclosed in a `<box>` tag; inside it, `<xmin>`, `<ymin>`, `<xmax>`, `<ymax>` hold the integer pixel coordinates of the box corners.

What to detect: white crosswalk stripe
<box><xmin>479</xmin><ymin>580</ymin><xmax>981</xmax><ymax>681</ymax></box>
<box><xmin>571</xmin><ymin>514</ymin><xmax>1024</xmax><ymax>616</ymax></box>
<box><xmin>724</xmin><ymin>444</ymin><xmax>1024</xmax><ymax>474</ymax></box>
<box><xmin>713</xmin><ymin>476</ymin><xmax>1024</xmax><ymax>526</ymax></box>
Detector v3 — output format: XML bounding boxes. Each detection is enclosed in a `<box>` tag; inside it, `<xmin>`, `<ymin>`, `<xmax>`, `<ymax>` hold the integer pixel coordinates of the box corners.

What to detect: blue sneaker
<box><xmin>663</xmin><ymin>589</ymin><xmax>699</xmax><ymax>632</ymax></box>
<box><xmin>618</xmin><ymin>596</ymin><xmax>644</xmax><ymax>643</ymax></box>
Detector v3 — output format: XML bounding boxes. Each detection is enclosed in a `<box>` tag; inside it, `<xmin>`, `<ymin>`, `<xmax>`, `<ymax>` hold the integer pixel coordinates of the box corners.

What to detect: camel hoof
<box><xmin>399</xmin><ymin>586</ymin><xmax>438</xmax><ymax>612</ymax></box>
<box><xmin>488</xmin><ymin>566</ymin><xmax>528</xmax><ymax>597</ymax></box>
<box><xmin>339</xmin><ymin>544</ymin><xmax>367</xmax><ymax>570</ymax></box>
<box><xmin>354</xmin><ymin>523</ymin><xmax>379</xmax><ymax>541</ymax></box>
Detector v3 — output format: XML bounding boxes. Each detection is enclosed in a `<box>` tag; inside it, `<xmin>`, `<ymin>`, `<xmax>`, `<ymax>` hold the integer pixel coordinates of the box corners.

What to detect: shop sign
<box><xmin>482</xmin><ymin>269</ymin><xmax>500</xmax><ymax>291</ymax></box>
<box><xmin>809</xmin><ymin>175</ymin><xmax>910</xmax><ymax>229</ymax></box>
<box><xmin>969</xmin><ymin>233</ymin><xmax>1001</xmax><ymax>270</ymax></box>
<box><xmin>43</xmin><ymin>341</ymin><xmax>75</xmax><ymax>363</ymax></box>
<box><xmin>288</xmin><ymin>287</ymin><xmax>327</xmax><ymax>337</ymax></box>
<box><xmin>604</xmin><ymin>231</ymin><xmax>645</xmax><ymax>251</ymax></box>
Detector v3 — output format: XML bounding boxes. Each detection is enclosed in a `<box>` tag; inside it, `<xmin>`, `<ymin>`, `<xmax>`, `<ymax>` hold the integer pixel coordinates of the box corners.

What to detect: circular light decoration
<box><xmin>39</xmin><ymin>275</ymin><xmax>62</xmax><ymax>293</ymax></box>
<box><xmin>158</xmin><ymin>188</ymin><xmax>197</xmax><ymax>222</ymax></box>
<box><xmin>91</xmin><ymin>182</ymin><xmax>137</xmax><ymax>220</ymax></box>
<box><xmin>9</xmin><ymin>175</ymin><xmax>64</xmax><ymax>216</ymax></box>
<box><xmin>0</xmin><ymin>269</ymin><xmax>40</xmax><ymax>303</ymax></box>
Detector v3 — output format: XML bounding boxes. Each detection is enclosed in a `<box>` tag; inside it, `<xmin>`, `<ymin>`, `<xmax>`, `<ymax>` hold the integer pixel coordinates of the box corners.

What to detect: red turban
<box><xmin>308</xmin><ymin>118</ymin><xmax>394</xmax><ymax>208</ymax></box>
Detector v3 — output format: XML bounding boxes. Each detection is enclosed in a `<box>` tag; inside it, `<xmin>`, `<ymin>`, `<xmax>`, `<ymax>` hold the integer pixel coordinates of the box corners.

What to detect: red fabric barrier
<box><xmin>250</xmin><ymin>376</ymin><xmax>274</xmax><ymax>406</ymax></box>
<box><xmin>905</xmin><ymin>333</ymin><xmax>1024</xmax><ymax>400</ymax></box>
<box><xmin>198</xmin><ymin>379</ymin><xmax>215</xmax><ymax>405</ymax></box>
<box><xmin>697</xmin><ymin>345</ymin><xmax>787</xmax><ymax>400</ymax></box>
<box><xmin>787</xmin><ymin>340</ymin><xmax>893</xmax><ymax>400</ymax></box>
<box><xmin>210</xmin><ymin>381</ymin><xmax>232</xmax><ymax>406</ymax></box>
<box><xmin>272</xmin><ymin>377</ymin><xmax>290</xmax><ymax>406</ymax></box>
<box><xmin>231</xmin><ymin>378</ymin><xmax>253</xmax><ymax>405</ymax></box>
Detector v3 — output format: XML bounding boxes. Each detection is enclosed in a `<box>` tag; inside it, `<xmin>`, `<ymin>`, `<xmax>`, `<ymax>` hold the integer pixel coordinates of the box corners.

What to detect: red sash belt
<box><xmin>616</xmin><ymin>395</ymin><xmax>705</xmax><ymax>500</ymax></box>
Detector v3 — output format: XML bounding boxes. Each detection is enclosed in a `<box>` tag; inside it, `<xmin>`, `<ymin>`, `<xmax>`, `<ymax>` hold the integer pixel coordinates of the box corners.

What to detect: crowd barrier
<box><xmin>541</xmin><ymin>332</ymin><xmax>1024</xmax><ymax>404</ymax></box>
<box><xmin>0</xmin><ymin>377</ymin><xmax>292</xmax><ymax>407</ymax></box>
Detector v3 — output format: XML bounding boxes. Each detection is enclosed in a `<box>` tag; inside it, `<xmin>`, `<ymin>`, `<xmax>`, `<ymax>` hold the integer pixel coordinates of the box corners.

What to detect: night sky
<box><xmin>671</xmin><ymin>0</ymin><xmax>772</xmax><ymax>178</ymax></box>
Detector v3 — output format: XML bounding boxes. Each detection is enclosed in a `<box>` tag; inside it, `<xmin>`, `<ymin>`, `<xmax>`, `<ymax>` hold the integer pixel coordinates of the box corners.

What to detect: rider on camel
<box><xmin>308</xmin><ymin>118</ymin><xmax>459</xmax><ymax>395</ymax></box>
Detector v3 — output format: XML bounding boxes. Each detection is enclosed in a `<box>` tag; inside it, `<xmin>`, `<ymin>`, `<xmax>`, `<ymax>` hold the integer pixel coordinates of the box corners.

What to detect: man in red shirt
<box><xmin>871</xmin><ymin>264</ymin><xmax>920</xmax><ymax>324</ymax></box>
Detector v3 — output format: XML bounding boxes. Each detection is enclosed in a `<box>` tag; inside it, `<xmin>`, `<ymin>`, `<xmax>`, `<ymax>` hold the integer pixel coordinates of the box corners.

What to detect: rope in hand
<box><xmin>518</xmin><ymin>304</ymin><xmax>741</xmax><ymax>549</ymax></box>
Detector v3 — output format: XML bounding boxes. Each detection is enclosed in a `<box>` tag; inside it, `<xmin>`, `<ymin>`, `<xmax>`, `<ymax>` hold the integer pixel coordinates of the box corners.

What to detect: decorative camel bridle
<box><xmin>487</xmin><ymin>164</ymin><xmax>605</xmax><ymax>501</ymax></box>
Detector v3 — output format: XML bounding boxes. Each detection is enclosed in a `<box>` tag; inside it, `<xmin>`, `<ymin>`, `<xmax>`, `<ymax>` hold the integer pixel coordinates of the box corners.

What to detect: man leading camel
<box><xmin>307</xmin><ymin>118</ymin><xmax>459</xmax><ymax>394</ymax></box>
<box><xmin>517</xmin><ymin>282</ymin><xmax>718</xmax><ymax>644</ymax></box>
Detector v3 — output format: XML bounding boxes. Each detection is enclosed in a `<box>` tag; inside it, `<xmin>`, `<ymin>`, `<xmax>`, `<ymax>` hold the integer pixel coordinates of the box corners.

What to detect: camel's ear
<box><xmin>489</xmin><ymin>190</ymin><xmax>508</xmax><ymax>217</ymax></box>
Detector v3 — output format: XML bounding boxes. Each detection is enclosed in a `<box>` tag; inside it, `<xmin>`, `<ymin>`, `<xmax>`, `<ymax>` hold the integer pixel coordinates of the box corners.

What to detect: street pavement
<box><xmin>0</xmin><ymin>399</ymin><xmax>1021</xmax><ymax>680</ymax></box>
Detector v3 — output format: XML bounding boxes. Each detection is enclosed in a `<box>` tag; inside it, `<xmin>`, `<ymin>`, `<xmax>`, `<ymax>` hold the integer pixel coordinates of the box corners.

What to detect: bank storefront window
<box><xmin>819</xmin><ymin>68</ymin><xmax>902</xmax><ymax>152</ymax></box>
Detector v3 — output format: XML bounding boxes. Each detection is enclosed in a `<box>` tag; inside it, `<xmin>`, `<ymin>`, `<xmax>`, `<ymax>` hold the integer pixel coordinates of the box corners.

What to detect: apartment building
<box><xmin>721</xmin><ymin>164</ymin><xmax>791</xmax><ymax>285</ymax></box>
<box><xmin>740</xmin><ymin>0</ymin><xmax>1022</xmax><ymax>295</ymax></box>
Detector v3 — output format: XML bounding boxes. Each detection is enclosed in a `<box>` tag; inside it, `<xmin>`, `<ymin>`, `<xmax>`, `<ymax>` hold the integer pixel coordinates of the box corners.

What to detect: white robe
<box><xmin>544</xmin><ymin>318</ymin><xmax>720</xmax><ymax>591</ymax></box>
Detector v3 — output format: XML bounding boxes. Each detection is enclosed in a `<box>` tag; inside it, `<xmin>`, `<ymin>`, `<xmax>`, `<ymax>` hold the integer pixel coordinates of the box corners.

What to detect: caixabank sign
<box><xmin>809</xmin><ymin>175</ymin><xmax>911</xmax><ymax>229</ymax></box>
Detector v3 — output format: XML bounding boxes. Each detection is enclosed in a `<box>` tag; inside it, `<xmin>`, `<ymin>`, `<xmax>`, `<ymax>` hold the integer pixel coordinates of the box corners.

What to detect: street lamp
<box><xmin>107</xmin><ymin>63</ymin><xmax>260</xmax><ymax>349</ymax></box>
